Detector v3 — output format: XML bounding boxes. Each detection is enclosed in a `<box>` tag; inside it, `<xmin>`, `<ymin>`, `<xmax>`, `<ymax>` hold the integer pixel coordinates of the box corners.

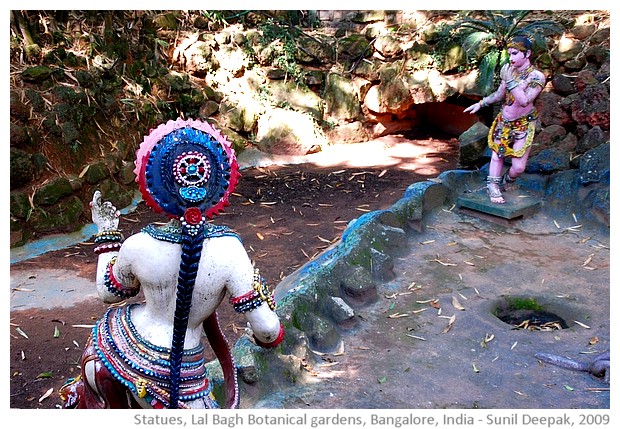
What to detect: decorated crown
<box><xmin>133</xmin><ymin>118</ymin><xmax>240</xmax><ymax>221</ymax></box>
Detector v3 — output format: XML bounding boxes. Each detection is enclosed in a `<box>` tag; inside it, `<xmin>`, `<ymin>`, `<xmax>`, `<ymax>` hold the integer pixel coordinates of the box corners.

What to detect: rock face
<box><xmin>9</xmin><ymin>11</ymin><xmax>611</xmax><ymax>246</ymax></box>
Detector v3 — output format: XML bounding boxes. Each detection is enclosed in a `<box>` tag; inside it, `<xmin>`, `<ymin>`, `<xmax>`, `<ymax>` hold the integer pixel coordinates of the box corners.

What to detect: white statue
<box><xmin>61</xmin><ymin>119</ymin><xmax>283</xmax><ymax>409</ymax></box>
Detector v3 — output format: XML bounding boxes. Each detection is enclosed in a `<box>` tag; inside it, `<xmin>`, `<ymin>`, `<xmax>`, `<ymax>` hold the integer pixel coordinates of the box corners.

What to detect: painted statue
<box><xmin>60</xmin><ymin>118</ymin><xmax>284</xmax><ymax>409</ymax></box>
<box><xmin>464</xmin><ymin>36</ymin><xmax>545</xmax><ymax>204</ymax></box>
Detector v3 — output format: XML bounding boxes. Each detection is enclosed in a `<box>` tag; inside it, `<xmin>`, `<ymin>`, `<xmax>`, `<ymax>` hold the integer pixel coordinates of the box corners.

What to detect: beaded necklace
<box><xmin>511</xmin><ymin>64</ymin><xmax>534</xmax><ymax>83</ymax></box>
<box><xmin>142</xmin><ymin>220</ymin><xmax>239</xmax><ymax>243</ymax></box>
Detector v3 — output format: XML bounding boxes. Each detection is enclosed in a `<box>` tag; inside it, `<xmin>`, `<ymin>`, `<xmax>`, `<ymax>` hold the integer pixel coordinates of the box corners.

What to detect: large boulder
<box><xmin>458</xmin><ymin>122</ymin><xmax>489</xmax><ymax>167</ymax></box>
<box><xmin>579</xmin><ymin>142</ymin><xmax>610</xmax><ymax>185</ymax></box>
<box><xmin>526</xmin><ymin>149</ymin><xmax>571</xmax><ymax>174</ymax></box>
<box><xmin>364</xmin><ymin>62</ymin><xmax>414</xmax><ymax>114</ymax></box>
<box><xmin>10</xmin><ymin>148</ymin><xmax>34</xmax><ymax>189</ymax></box>
<box><xmin>33</xmin><ymin>177</ymin><xmax>74</xmax><ymax>206</ymax></box>
<box><xmin>536</xmin><ymin>92</ymin><xmax>572</xmax><ymax>127</ymax></box>
<box><xmin>219</xmin><ymin>94</ymin><xmax>262</xmax><ymax>133</ymax></box>
<box><xmin>569</xmin><ymin>82</ymin><xmax>610</xmax><ymax>130</ymax></box>
<box><xmin>267</xmin><ymin>79</ymin><xmax>324</xmax><ymax>121</ymax></box>
<box><xmin>551</xmin><ymin>36</ymin><xmax>584</xmax><ymax>63</ymax></box>
<box><xmin>255</xmin><ymin>108</ymin><xmax>328</xmax><ymax>155</ymax></box>
<box><xmin>323</xmin><ymin>72</ymin><xmax>361</xmax><ymax>121</ymax></box>
<box><xmin>173</xmin><ymin>37</ymin><xmax>217</xmax><ymax>75</ymax></box>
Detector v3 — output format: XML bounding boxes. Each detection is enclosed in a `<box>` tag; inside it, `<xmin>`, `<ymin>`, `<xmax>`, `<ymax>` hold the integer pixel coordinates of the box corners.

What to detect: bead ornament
<box><xmin>104</xmin><ymin>257</ymin><xmax>140</xmax><ymax>299</ymax></box>
<box><xmin>93</xmin><ymin>305</ymin><xmax>212</xmax><ymax>409</ymax></box>
<box><xmin>94</xmin><ymin>229</ymin><xmax>123</xmax><ymax>244</ymax></box>
<box><xmin>229</xmin><ymin>269</ymin><xmax>276</xmax><ymax>313</ymax></box>
<box><xmin>94</xmin><ymin>242</ymin><xmax>122</xmax><ymax>254</ymax></box>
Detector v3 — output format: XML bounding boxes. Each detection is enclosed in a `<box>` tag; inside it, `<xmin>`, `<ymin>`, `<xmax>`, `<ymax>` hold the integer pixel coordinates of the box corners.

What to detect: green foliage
<box><xmin>451</xmin><ymin>10</ymin><xmax>563</xmax><ymax>94</ymax></box>
<box><xmin>200</xmin><ymin>10</ymin><xmax>229</xmax><ymax>29</ymax></box>
<box><xmin>257</xmin><ymin>19</ymin><xmax>305</xmax><ymax>86</ymax></box>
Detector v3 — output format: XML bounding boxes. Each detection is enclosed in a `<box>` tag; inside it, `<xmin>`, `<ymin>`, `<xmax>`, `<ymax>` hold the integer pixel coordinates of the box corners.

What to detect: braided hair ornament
<box><xmin>133</xmin><ymin>118</ymin><xmax>240</xmax><ymax>408</ymax></box>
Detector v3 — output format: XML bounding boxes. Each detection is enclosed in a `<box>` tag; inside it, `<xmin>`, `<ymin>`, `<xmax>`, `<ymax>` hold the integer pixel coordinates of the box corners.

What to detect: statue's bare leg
<box><xmin>487</xmin><ymin>151</ymin><xmax>505</xmax><ymax>204</ymax></box>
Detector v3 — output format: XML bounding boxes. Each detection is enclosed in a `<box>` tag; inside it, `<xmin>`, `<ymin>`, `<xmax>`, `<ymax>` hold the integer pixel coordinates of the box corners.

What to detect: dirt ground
<box><xmin>249</xmin><ymin>206</ymin><xmax>610</xmax><ymax>409</ymax></box>
<box><xmin>9</xmin><ymin>131</ymin><xmax>460</xmax><ymax>409</ymax></box>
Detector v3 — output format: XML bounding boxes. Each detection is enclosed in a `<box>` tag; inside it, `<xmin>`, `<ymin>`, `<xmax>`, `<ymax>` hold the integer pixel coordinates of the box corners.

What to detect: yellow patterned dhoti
<box><xmin>488</xmin><ymin>110</ymin><xmax>538</xmax><ymax>158</ymax></box>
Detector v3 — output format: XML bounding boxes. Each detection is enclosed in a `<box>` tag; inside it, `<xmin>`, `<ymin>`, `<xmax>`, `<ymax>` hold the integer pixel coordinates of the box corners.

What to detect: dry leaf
<box><xmin>442</xmin><ymin>315</ymin><xmax>456</xmax><ymax>333</ymax></box>
<box><xmin>430</xmin><ymin>299</ymin><xmax>441</xmax><ymax>309</ymax></box>
<box><xmin>589</xmin><ymin>336</ymin><xmax>599</xmax><ymax>345</ymax></box>
<box><xmin>388</xmin><ymin>313</ymin><xmax>409</xmax><ymax>319</ymax></box>
<box><xmin>481</xmin><ymin>333</ymin><xmax>495</xmax><ymax>348</ymax></box>
<box><xmin>39</xmin><ymin>388</ymin><xmax>54</xmax><ymax>402</ymax></box>
<box><xmin>434</xmin><ymin>258</ymin><xmax>457</xmax><ymax>267</ymax></box>
<box><xmin>405</xmin><ymin>334</ymin><xmax>426</xmax><ymax>341</ymax></box>
<box><xmin>452</xmin><ymin>296</ymin><xmax>465</xmax><ymax>311</ymax></box>
<box><xmin>574</xmin><ymin>320</ymin><xmax>591</xmax><ymax>329</ymax></box>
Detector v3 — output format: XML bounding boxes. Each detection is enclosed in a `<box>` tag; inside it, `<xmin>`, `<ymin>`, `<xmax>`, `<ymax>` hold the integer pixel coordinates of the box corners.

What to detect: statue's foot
<box><xmin>486</xmin><ymin>176</ymin><xmax>505</xmax><ymax>204</ymax></box>
<box><xmin>501</xmin><ymin>171</ymin><xmax>517</xmax><ymax>191</ymax></box>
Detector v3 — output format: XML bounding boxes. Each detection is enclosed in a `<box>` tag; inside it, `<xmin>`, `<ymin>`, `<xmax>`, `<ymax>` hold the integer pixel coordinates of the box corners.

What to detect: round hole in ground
<box><xmin>492</xmin><ymin>296</ymin><xmax>575</xmax><ymax>331</ymax></box>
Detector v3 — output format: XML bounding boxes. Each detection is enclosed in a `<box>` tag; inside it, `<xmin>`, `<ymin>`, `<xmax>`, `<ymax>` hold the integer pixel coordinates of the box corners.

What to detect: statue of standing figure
<box><xmin>60</xmin><ymin>118</ymin><xmax>284</xmax><ymax>409</ymax></box>
<box><xmin>464</xmin><ymin>36</ymin><xmax>545</xmax><ymax>204</ymax></box>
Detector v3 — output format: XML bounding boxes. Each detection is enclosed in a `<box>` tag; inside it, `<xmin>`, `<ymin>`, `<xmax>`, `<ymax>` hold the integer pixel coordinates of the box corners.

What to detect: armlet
<box><xmin>104</xmin><ymin>256</ymin><xmax>140</xmax><ymax>299</ymax></box>
<box><xmin>229</xmin><ymin>268</ymin><xmax>276</xmax><ymax>313</ymax></box>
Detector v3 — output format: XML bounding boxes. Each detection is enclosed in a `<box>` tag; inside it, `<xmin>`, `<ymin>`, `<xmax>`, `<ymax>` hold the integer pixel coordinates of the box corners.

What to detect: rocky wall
<box><xmin>10</xmin><ymin>11</ymin><xmax>610</xmax><ymax>245</ymax></box>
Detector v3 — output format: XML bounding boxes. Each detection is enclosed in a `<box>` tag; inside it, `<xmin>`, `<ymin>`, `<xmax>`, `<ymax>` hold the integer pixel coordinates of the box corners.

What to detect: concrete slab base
<box><xmin>456</xmin><ymin>187</ymin><xmax>541</xmax><ymax>224</ymax></box>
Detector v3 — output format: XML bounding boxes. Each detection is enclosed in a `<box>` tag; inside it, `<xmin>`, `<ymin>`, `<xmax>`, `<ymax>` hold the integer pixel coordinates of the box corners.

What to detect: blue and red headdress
<box><xmin>134</xmin><ymin>117</ymin><xmax>240</xmax><ymax>223</ymax></box>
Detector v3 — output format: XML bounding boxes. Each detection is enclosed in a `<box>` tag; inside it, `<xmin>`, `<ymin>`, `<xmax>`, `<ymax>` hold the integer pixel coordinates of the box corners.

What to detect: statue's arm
<box><xmin>482</xmin><ymin>63</ymin><xmax>510</xmax><ymax>106</ymax></box>
<box><xmin>506</xmin><ymin>70</ymin><xmax>545</xmax><ymax>107</ymax></box>
<box><xmin>90</xmin><ymin>191</ymin><xmax>139</xmax><ymax>304</ymax></box>
<box><xmin>224</xmin><ymin>241</ymin><xmax>284</xmax><ymax>347</ymax></box>
<box><xmin>463</xmin><ymin>64</ymin><xmax>508</xmax><ymax>114</ymax></box>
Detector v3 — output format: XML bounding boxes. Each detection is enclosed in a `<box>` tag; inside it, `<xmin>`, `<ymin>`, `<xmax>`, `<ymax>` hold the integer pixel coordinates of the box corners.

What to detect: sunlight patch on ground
<box><xmin>238</xmin><ymin>136</ymin><xmax>455</xmax><ymax>173</ymax></box>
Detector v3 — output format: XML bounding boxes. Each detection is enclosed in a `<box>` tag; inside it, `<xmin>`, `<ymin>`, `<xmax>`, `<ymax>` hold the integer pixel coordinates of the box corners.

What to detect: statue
<box><xmin>60</xmin><ymin>118</ymin><xmax>284</xmax><ymax>409</ymax></box>
<box><xmin>464</xmin><ymin>36</ymin><xmax>545</xmax><ymax>204</ymax></box>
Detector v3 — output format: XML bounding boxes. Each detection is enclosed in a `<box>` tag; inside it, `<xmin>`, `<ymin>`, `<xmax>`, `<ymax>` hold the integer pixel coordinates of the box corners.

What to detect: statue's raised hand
<box><xmin>90</xmin><ymin>191</ymin><xmax>120</xmax><ymax>232</ymax></box>
<box><xmin>499</xmin><ymin>63</ymin><xmax>515</xmax><ymax>82</ymax></box>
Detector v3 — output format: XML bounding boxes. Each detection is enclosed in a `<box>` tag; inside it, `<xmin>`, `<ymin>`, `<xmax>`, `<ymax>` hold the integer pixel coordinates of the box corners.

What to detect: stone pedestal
<box><xmin>456</xmin><ymin>188</ymin><xmax>541</xmax><ymax>225</ymax></box>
